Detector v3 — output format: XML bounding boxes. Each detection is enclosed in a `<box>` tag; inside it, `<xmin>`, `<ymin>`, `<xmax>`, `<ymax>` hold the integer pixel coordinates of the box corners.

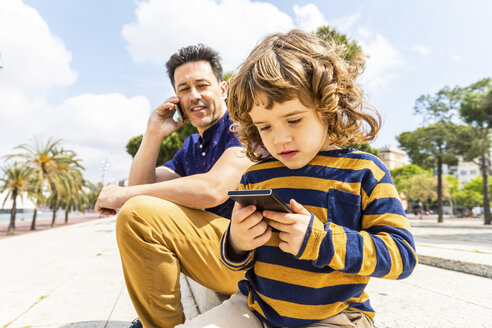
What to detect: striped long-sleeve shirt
<box><xmin>220</xmin><ymin>149</ymin><xmax>417</xmax><ymax>327</ymax></box>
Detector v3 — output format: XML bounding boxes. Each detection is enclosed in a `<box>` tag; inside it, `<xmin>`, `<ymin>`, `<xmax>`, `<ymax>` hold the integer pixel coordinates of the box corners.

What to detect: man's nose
<box><xmin>189</xmin><ymin>87</ymin><xmax>201</xmax><ymax>101</ymax></box>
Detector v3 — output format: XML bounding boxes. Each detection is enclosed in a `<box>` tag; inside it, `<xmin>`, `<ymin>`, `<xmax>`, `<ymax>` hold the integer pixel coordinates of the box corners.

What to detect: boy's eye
<box><xmin>288</xmin><ymin>118</ymin><xmax>302</xmax><ymax>125</ymax></box>
<box><xmin>258</xmin><ymin>125</ymin><xmax>271</xmax><ymax>131</ymax></box>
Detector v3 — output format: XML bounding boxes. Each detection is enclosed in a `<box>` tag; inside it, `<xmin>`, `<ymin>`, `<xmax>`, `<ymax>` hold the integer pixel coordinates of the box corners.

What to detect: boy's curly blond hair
<box><xmin>228</xmin><ymin>29</ymin><xmax>381</xmax><ymax>162</ymax></box>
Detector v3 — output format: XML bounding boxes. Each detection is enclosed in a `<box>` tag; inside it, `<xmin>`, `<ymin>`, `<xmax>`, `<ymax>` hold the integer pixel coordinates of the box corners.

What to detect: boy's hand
<box><xmin>229</xmin><ymin>203</ymin><xmax>272</xmax><ymax>259</ymax></box>
<box><xmin>263</xmin><ymin>199</ymin><xmax>311</xmax><ymax>256</ymax></box>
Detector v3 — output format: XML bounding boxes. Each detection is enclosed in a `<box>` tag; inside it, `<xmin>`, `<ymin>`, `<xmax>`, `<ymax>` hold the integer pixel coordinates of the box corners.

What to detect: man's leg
<box><xmin>116</xmin><ymin>195</ymin><xmax>244</xmax><ymax>328</ymax></box>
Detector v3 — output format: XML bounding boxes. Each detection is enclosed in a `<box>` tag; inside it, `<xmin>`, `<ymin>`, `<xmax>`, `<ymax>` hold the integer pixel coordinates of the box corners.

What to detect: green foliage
<box><xmin>414</xmin><ymin>85</ymin><xmax>462</xmax><ymax>124</ymax></box>
<box><xmin>452</xmin><ymin>176</ymin><xmax>491</xmax><ymax>209</ymax></box>
<box><xmin>397</xmin><ymin>122</ymin><xmax>459</xmax><ymax>169</ymax></box>
<box><xmin>446</xmin><ymin>175</ymin><xmax>460</xmax><ymax>195</ymax></box>
<box><xmin>223</xmin><ymin>71</ymin><xmax>234</xmax><ymax>83</ymax></box>
<box><xmin>390</xmin><ymin>164</ymin><xmax>431</xmax><ymax>192</ymax></box>
<box><xmin>315</xmin><ymin>26</ymin><xmax>364</xmax><ymax>67</ymax></box>
<box><xmin>398</xmin><ymin>173</ymin><xmax>438</xmax><ymax>203</ymax></box>
<box><xmin>347</xmin><ymin>144</ymin><xmax>379</xmax><ymax>157</ymax></box>
<box><xmin>4</xmin><ymin>137</ymin><xmax>88</xmax><ymax>229</ymax></box>
<box><xmin>126</xmin><ymin>122</ymin><xmax>198</xmax><ymax>166</ymax></box>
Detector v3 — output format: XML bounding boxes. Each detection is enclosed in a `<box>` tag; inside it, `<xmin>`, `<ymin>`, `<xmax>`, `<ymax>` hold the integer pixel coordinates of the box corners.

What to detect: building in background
<box><xmin>447</xmin><ymin>157</ymin><xmax>482</xmax><ymax>188</ymax></box>
<box><xmin>378</xmin><ymin>146</ymin><xmax>407</xmax><ymax>170</ymax></box>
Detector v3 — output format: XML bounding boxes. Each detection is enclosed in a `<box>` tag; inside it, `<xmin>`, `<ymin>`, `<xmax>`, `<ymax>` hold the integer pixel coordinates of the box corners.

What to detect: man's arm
<box><xmin>128</xmin><ymin>98</ymin><xmax>184</xmax><ymax>186</ymax></box>
<box><xmin>95</xmin><ymin>147</ymin><xmax>254</xmax><ymax>214</ymax></box>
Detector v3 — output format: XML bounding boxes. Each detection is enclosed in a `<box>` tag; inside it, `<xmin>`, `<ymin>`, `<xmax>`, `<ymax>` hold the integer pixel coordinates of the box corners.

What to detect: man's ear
<box><xmin>220</xmin><ymin>80</ymin><xmax>229</xmax><ymax>99</ymax></box>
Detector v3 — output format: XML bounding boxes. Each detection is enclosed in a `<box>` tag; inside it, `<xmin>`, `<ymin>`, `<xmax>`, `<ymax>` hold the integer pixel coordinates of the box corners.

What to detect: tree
<box><xmin>348</xmin><ymin>144</ymin><xmax>380</xmax><ymax>157</ymax></box>
<box><xmin>397</xmin><ymin>122</ymin><xmax>459</xmax><ymax>223</ymax></box>
<box><xmin>7</xmin><ymin>138</ymin><xmax>61</xmax><ymax>229</ymax></box>
<box><xmin>0</xmin><ymin>162</ymin><xmax>34</xmax><ymax>235</ymax></box>
<box><xmin>84</xmin><ymin>181</ymin><xmax>102</xmax><ymax>210</ymax></box>
<box><xmin>390</xmin><ymin>164</ymin><xmax>431</xmax><ymax>192</ymax></box>
<box><xmin>452</xmin><ymin>176</ymin><xmax>487</xmax><ymax>217</ymax></box>
<box><xmin>7</xmin><ymin>138</ymin><xmax>85</xmax><ymax>229</ymax></box>
<box><xmin>399</xmin><ymin>174</ymin><xmax>437</xmax><ymax>219</ymax></box>
<box><xmin>45</xmin><ymin>148</ymin><xmax>84</xmax><ymax>227</ymax></box>
<box><xmin>457</xmin><ymin>78</ymin><xmax>492</xmax><ymax>225</ymax></box>
<box><xmin>59</xmin><ymin>168</ymin><xmax>87</xmax><ymax>224</ymax></box>
<box><xmin>126</xmin><ymin>122</ymin><xmax>197</xmax><ymax>166</ymax></box>
<box><xmin>315</xmin><ymin>25</ymin><xmax>364</xmax><ymax>67</ymax></box>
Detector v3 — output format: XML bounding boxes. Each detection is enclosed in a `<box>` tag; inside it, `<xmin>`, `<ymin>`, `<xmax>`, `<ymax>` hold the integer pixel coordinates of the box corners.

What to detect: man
<box><xmin>95</xmin><ymin>44</ymin><xmax>253</xmax><ymax>328</ymax></box>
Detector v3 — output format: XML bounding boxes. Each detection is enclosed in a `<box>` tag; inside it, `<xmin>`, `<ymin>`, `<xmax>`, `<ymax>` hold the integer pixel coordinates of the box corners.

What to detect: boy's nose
<box><xmin>274</xmin><ymin>132</ymin><xmax>292</xmax><ymax>145</ymax></box>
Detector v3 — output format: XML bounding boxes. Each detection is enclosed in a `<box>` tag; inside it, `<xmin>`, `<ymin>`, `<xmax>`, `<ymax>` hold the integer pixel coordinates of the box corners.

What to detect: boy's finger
<box><xmin>252</xmin><ymin>227</ymin><xmax>272</xmax><ymax>247</ymax></box>
<box><xmin>290</xmin><ymin>199</ymin><xmax>310</xmax><ymax>215</ymax></box>
<box><xmin>262</xmin><ymin>210</ymin><xmax>295</xmax><ymax>224</ymax></box>
<box><xmin>265</xmin><ymin>218</ymin><xmax>291</xmax><ymax>233</ymax></box>
<box><xmin>232</xmin><ymin>204</ymin><xmax>256</xmax><ymax>223</ymax></box>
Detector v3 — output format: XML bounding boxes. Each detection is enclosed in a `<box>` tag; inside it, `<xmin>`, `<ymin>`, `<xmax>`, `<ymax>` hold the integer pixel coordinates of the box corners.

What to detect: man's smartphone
<box><xmin>228</xmin><ymin>189</ymin><xmax>293</xmax><ymax>213</ymax></box>
<box><xmin>174</xmin><ymin>102</ymin><xmax>186</xmax><ymax>122</ymax></box>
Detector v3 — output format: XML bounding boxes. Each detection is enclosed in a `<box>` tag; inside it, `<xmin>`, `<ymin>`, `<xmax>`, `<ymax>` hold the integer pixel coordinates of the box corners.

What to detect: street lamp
<box><xmin>100</xmin><ymin>159</ymin><xmax>109</xmax><ymax>185</ymax></box>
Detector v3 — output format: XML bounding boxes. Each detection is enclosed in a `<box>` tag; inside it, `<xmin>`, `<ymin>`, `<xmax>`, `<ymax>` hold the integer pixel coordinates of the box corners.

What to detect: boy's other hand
<box><xmin>229</xmin><ymin>202</ymin><xmax>272</xmax><ymax>257</ymax></box>
<box><xmin>263</xmin><ymin>199</ymin><xmax>311</xmax><ymax>256</ymax></box>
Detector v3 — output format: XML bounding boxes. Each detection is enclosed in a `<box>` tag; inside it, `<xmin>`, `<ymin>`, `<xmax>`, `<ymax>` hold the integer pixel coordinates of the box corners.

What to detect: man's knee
<box><xmin>116</xmin><ymin>195</ymin><xmax>189</xmax><ymax>236</ymax></box>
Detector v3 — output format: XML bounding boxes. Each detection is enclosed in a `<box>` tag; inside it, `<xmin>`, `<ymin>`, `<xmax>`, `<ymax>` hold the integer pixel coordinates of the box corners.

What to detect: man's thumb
<box><xmin>290</xmin><ymin>199</ymin><xmax>310</xmax><ymax>215</ymax></box>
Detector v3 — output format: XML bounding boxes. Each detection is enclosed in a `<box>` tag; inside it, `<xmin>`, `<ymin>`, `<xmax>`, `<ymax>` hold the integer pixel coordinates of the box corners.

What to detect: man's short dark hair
<box><xmin>166</xmin><ymin>44</ymin><xmax>223</xmax><ymax>89</ymax></box>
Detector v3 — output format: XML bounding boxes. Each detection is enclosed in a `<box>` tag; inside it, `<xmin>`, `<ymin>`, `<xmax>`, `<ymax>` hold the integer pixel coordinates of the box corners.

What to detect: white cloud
<box><xmin>330</xmin><ymin>12</ymin><xmax>361</xmax><ymax>33</ymax></box>
<box><xmin>451</xmin><ymin>54</ymin><xmax>462</xmax><ymax>62</ymax></box>
<box><xmin>0</xmin><ymin>1</ymin><xmax>150</xmax><ymax>183</ymax></box>
<box><xmin>0</xmin><ymin>91</ymin><xmax>150</xmax><ymax>183</ymax></box>
<box><xmin>410</xmin><ymin>45</ymin><xmax>431</xmax><ymax>56</ymax></box>
<box><xmin>122</xmin><ymin>0</ymin><xmax>294</xmax><ymax>71</ymax></box>
<box><xmin>0</xmin><ymin>0</ymin><xmax>77</xmax><ymax>91</ymax></box>
<box><xmin>293</xmin><ymin>3</ymin><xmax>327</xmax><ymax>32</ymax></box>
<box><xmin>357</xmin><ymin>29</ymin><xmax>405</xmax><ymax>93</ymax></box>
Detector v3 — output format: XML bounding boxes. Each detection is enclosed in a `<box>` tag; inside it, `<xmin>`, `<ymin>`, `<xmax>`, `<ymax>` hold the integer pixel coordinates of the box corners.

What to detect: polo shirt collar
<box><xmin>198</xmin><ymin>111</ymin><xmax>229</xmax><ymax>147</ymax></box>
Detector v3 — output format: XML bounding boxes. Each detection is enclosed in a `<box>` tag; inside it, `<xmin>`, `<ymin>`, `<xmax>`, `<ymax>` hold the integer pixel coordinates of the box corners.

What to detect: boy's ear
<box><xmin>220</xmin><ymin>80</ymin><xmax>228</xmax><ymax>99</ymax></box>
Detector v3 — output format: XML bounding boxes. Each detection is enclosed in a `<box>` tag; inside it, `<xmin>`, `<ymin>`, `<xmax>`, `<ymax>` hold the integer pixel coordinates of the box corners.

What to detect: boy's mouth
<box><xmin>278</xmin><ymin>150</ymin><xmax>298</xmax><ymax>159</ymax></box>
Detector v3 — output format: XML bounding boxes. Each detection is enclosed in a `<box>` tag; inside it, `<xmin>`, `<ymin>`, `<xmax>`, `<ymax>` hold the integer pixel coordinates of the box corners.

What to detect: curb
<box><xmin>417</xmin><ymin>254</ymin><xmax>492</xmax><ymax>279</ymax></box>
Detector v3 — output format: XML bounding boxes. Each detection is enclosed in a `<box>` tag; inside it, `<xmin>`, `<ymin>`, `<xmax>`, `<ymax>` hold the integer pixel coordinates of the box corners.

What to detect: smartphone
<box><xmin>228</xmin><ymin>189</ymin><xmax>293</xmax><ymax>213</ymax></box>
<box><xmin>174</xmin><ymin>102</ymin><xmax>186</xmax><ymax>122</ymax></box>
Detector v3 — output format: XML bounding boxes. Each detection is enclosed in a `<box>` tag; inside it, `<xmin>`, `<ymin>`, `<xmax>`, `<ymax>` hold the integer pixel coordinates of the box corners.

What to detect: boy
<box><xmin>179</xmin><ymin>30</ymin><xmax>417</xmax><ymax>328</ymax></box>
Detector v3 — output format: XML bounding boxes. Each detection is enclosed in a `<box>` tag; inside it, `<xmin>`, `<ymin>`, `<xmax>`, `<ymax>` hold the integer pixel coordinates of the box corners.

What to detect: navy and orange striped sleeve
<box><xmin>296</xmin><ymin>164</ymin><xmax>417</xmax><ymax>280</ymax></box>
<box><xmin>220</xmin><ymin>176</ymin><xmax>256</xmax><ymax>271</ymax></box>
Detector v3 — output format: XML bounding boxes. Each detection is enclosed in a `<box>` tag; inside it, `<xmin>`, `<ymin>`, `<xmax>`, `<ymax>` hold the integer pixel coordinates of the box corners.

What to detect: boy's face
<box><xmin>174</xmin><ymin>60</ymin><xmax>228</xmax><ymax>134</ymax></box>
<box><xmin>249</xmin><ymin>97</ymin><xmax>336</xmax><ymax>169</ymax></box>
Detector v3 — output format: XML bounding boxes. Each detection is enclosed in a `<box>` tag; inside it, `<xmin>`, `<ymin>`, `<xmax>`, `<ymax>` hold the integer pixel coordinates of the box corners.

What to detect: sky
<box><xmin>1</xmin><ymin>0</ymin><xmax>491</xmax><ymax>184</ymax></box>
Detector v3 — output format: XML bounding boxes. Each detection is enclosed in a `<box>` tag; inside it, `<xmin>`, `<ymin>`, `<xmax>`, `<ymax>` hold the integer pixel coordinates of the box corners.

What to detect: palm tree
<box><xmin>7</xmin><ymin>138</ymin><xmax>84</xmax><ymax>229</ymax></box>
<box><xmin>45</xmin><ymin>148</ymin><xmax>84</xmax><ymax>227</ymax></box>
<box><xmin>0</xmin><ymin>162</ymin><xmax>34</xmax><ymax>235</ymax></box>
<box><xmin>59</xmin><ymin>167</ymin><xmax>87</xmax><ymax>224</ymax></box>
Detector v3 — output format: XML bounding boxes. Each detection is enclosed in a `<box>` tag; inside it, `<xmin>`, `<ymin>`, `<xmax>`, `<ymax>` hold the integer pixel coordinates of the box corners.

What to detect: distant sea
<box><xmin>0</xmin><ymin>210</ymin><xmax>84</xmax><ymax>223</ymax></box>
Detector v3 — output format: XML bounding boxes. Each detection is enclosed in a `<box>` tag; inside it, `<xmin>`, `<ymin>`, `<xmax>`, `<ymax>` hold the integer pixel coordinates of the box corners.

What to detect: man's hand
<box><xmin>95</xmin><ymin>185</ymin><xmax>130</xmax><ymax>216</ymax></box>
<box><xmin>263</xmin><ymin>199</ymin><xmax>311</xmax><ymax>256</ymax></box>
<box><xmin>147</xmin><ymin>97</ymin><xmax>186</xmax><ymax>140</ymax></box>
<box><xmin>228</xmin><ymin>203</ymin><xmax>272</xmax><ymax>259</ymax></box>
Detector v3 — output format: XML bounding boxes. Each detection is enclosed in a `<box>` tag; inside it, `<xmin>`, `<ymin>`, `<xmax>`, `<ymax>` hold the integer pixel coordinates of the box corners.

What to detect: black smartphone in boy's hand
<box><xmin>228</xmin><ymin>189</ymin><xmax>293</xmax><ymax>213</ymax></box>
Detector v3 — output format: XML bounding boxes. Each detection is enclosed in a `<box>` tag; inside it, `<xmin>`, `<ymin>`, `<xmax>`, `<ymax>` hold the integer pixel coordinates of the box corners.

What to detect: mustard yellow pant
<box><xmin>116</xmin><ymin>196</ymin><xmax>244</xmax><ymax>328</ymax></box>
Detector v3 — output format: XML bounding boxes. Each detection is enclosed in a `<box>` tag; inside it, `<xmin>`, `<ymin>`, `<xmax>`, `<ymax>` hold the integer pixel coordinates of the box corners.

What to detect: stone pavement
<box><xmin>0</xmin><ymin>216</ymin><xmax>491</xmax><ymax>328</ymax></box>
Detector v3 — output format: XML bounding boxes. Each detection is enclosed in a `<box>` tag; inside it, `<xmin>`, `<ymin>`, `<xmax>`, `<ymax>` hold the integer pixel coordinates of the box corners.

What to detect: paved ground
<box><xmin>1</xmin><ymin>215</ymin><xmax>491</xmax><ymax>328</ymax></box>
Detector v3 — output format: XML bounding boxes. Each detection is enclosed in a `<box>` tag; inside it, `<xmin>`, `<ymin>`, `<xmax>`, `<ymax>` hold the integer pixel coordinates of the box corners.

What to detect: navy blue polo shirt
<box><xmin>163</xmin><ymin>111</ymin><xmax>242</xmax><ymax>219</ymax></box>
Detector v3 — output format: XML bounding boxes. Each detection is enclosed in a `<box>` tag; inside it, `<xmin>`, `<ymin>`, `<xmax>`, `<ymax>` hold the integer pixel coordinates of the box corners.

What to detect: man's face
<box><xmin>174</xmin><ymin>61</ymin><xmax>228</xmax><ymax>134</ymax></box>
